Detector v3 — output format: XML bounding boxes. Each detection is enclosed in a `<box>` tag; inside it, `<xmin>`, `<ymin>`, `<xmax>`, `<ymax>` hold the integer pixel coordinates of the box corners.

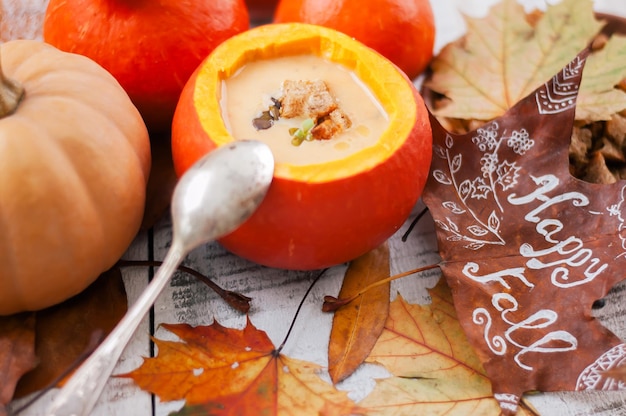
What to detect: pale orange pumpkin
<box><xmin>0</xmin><ymin>40</ymin><xmax>151</xmax><ymax>315</ymax></box>
<box><xmin>172</xmin><ymin>23</ymin><xmax>432</xmax><ymax>270</ymax></box>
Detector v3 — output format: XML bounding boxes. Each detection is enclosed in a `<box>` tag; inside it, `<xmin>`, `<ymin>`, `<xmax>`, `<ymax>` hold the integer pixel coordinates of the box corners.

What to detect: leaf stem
<box><xmin>322</xmin><ymin>263</ymin><xmax>441</xmax><ymax>312</ymax></box>
<box><xmin>275</xmin><ymin>269</ymin><xmax>328</xmax><ymax>354</ymax></box>
<box><xmin>401</xmin><ymin>207</ymin><xmax>429</xmax><ymax>242</ymax></box>
<box><xmin>0</xmin><ymin>51</ymin><xmax>24</xmax><ymax>118</ymax></box>
<box><xmin>116</xmin><ymin>260</ymin><xmax>252</xmax><ymax>313</ymax></box>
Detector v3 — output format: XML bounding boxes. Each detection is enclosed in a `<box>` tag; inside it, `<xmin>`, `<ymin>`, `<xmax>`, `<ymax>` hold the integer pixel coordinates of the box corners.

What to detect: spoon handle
<box><xmin>48</xmin><ymin>243</ymin><xmax>184</xmax><ymax>416</ymax></box>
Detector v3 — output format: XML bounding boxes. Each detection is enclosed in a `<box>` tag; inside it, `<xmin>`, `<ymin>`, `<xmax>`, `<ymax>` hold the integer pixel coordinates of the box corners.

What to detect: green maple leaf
<box><xmin>426</xmin><ymin>0</ymin><xmax>626</xmax><ymax>122</ymax></box>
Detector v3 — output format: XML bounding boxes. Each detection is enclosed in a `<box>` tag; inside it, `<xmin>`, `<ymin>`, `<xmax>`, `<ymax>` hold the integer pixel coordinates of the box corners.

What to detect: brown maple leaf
<box><xmin>120</xmin><ymin>319</ymin><xmax>361</xmax><ymax>416</ymax></box>
<box><xmin>14</xmin><ymin>267</ymin><xmax>128</xmax><ymax>398</ymax></box>
<box><xmin>0</xmin><ymin>313</ymin><xmax>36</xmax><ymax>416</ymax></box>
<box><xmin>422</xmin><ymin>46</ymin><xmax>626</xmax><ymax>415</ymax></box>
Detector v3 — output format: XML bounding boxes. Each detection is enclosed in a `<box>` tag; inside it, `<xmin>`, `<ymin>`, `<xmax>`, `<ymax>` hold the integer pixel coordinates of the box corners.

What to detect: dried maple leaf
<box><xmin>426</xmin><ymin>0</ymin><xmax>626</xmax><ymax>123</ymax></box>
<box><xmin>422</xmin><ymin>47</ymin><xmax>626</xmax><ymax>415</ymax></box>
<box><xmin>360</xmin><ymin>279</ymin><xmax>533</xmax><ymax>415</ymax></box>
<box><xmin>14</xmin><ymin>267</ymin><xmax>128</xmax><ymax>398</ymax></box>
<box><xmin>0</xmin><ymin>313</ymin><xmax>36</xmax><ymax>416</ymax></box>
<box><xmin>121</xmin><ymin>319</ymin><xmax>361</xmax><ymax>416</ymax></box>
<box><xmin>327</xmin><ymin>243</ymin><xmax>390</xmax><ymax>384</ymax></box>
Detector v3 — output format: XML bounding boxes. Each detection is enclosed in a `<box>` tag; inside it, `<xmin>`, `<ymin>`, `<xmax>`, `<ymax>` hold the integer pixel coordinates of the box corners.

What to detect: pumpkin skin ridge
<box><xmin>4</xmin><ymin>42</ymin><xmax>150</xmax><ymax>167</ymax></box>
<box><xmin>8</xmin><ymin>46</ymin><xmax>148</xmax><ymax>158</ymax></box>
<box><xmin>0</xmin><ymin>173</ymin><xmax>20</xmax><ymax>304</ymax></box>
<box><xmin>22</xmin><ymin>89</ymin><xmax>151</xmax><ymax>190</ymax></box>
<box><xmin>45</xmin><ymin>96</ymin><xmax>148</xmax><ymax>260</ymax></box>
<box><xmin>0</xmin><ymin>40</ymin><xmax>150</xmax><ymax>314</ymax></box>
<box><xmin>0</xmin><ymin>103</ymin><xmax>139</xmax><ymax>312</ymax></box>
<box><xmin>7</xmin><ymin>43</ymin><xmax>152</xmax><ymax>215</ymax></box>
<box><xmin>171</xmin><ymin>71</ymin><xmax>217</xmax><ymax>178</ymax></box>
<box><xmin>171</xmin><ymin>23</ymin><xmax>432</xmax><ymax>270</ymax></box>
<box><xmin>0</xmin><ymin>120</ymin><xmax>107</xmax><ymax>311</ymax></box>
<box><xmin>20</xmin><ymin>94</ymin><xmax>148</xmax><ymax>264</ymax></box>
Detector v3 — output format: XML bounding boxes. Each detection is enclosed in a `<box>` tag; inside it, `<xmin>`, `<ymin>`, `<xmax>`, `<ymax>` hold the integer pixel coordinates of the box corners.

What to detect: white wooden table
<box><xmin>7</xmin><ymin>0</ymin><xmax>626</xmax><ymax>414</ymax></box>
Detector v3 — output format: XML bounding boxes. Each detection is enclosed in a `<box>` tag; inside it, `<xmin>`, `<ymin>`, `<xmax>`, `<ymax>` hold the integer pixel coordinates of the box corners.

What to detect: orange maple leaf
<box><xmin>120</xmin><ymin>318</ymin><xmax>361</xmax><ymax>416</ymax></box>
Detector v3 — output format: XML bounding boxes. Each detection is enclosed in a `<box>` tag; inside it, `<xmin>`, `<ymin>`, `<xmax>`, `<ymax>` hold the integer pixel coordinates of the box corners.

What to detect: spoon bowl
<box><xmin>48</xmin><ymin>140</ymin><xmax>274</xmax><ymax>416</ymax></box>
<box><xmin>173</xmin><ymin>140</ymin><xmax>274</xmax><ymax>252</ymax></box>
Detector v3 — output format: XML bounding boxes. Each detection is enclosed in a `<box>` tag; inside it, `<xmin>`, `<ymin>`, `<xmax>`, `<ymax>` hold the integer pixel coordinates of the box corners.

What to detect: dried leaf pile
<box><xmin>423</xmin><ymin>28</ymin><xmax>626</xmax><ymax>416</ymax></box>
<box><xmin>425</xmin><ymin>0</ymin><xmax>626</xmax><ymax>184</ymax></box>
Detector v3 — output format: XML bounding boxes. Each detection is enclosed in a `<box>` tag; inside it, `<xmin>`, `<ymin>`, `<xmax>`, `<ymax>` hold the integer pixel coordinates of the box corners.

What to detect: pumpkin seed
<box><xmin>252</xmin><ymin>111</ymin><xmax>273</xmax><ymax>130</ymax></box>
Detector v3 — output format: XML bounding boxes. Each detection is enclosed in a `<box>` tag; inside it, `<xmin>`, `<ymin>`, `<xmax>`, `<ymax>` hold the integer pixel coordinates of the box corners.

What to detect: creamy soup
<box><xmin>220</xmin><ymin>55</ymin><xmax>389</xmax><ymax>165</ymax></box>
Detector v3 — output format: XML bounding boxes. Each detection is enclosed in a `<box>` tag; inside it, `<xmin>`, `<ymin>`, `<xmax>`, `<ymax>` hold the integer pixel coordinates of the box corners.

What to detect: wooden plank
<box><xmin>92</xmin><ymin>230</ymin><xmax>153</xmax><ymax>415</ymax></box>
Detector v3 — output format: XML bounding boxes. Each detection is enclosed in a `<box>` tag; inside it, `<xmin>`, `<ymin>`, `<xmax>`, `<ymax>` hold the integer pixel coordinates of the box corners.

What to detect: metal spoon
<box><xmin>48</xmin><ymin>140</ymin><xmax>274</xmax><ymax>416</ymax></box>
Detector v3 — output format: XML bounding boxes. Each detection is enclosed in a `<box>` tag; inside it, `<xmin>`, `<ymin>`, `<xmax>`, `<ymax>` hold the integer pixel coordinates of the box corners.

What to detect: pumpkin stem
<box><xmin>0</xmin><ymin>52</ymin><xmax>24</xmax><ymax>117</ymax></box>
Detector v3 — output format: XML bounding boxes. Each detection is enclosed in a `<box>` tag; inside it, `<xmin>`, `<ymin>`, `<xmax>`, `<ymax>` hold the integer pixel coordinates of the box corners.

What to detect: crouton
<box><xmin>276</xmin><ymin>79</ymin><xmax>353</xmax><ymax>142</ymax></box>
<box><xmin>280</xmin><ymin>80</ymin><xmax>337</xmax><ymax>119</ymax></box>
<box><xmin>311</xmin><ymin>109</ymin><xmax>352</xmax><ymax>140</ymax></box>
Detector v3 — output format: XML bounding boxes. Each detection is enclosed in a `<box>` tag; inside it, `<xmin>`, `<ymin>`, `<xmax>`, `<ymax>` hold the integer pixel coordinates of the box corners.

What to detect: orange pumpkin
<box><xmin>0</xmin><ymin>40</ymin><xmax>150</xmax><ymax>315</ymax></box>
<box><xmin>43</xmin><ymin>0</ymin><xmax>250</xmax><ymax>134</ymax></box>
<box><xmin>273</xmin><ymin>0</ymin><xmax>435</xmax><ymax>80</ymax></box>
<box><xmin>171</xmin><ymin>23</ymin><xmax>432</xmax><ymax>270</ymax></box>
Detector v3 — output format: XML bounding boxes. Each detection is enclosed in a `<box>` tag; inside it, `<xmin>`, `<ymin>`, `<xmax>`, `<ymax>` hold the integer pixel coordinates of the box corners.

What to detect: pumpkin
<box><xmin>171</xmin><ymin>23</ymin><xmax>432</xmax><ymax>270</ymax></box>
<box><xmin>43</xmin><ymin>0</ymin><xmax>250</xmax><ymax>134</ymax></box>
<box><xmin>273</xmin><ymin>0</ymin><xmax>435</xmax><ymax>80</ymax></box>
<box><xmin>0</xmin><ymin>40</ymin><xmax>151</xmax><ymax>315</ymax></box>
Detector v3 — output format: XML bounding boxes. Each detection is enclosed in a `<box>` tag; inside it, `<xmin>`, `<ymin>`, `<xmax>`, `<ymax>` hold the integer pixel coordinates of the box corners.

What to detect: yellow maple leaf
<box><xmin>426</xmin><ymin>0</ymin><xmax>626</xmax><ymax>122</ymax></box>
<box><xmin>360</xmin><ymin>278</ymin><xmax>533</xmax><ymax>415</ymax></box>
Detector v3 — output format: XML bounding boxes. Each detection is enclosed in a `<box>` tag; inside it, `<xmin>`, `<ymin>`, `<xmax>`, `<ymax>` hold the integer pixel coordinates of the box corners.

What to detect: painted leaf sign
<box><xmin>422</xmin><ymin>47</ymin><xmax>626</xmax><ymax>415</ymax></box>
